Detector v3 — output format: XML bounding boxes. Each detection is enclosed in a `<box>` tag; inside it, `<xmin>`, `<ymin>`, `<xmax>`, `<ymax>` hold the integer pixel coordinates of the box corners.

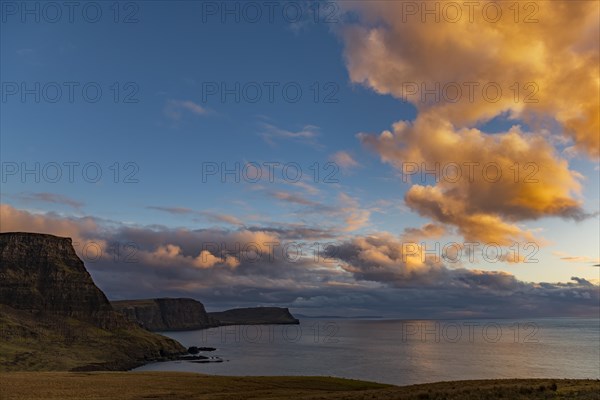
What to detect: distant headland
<box><xmin>111</xmin><ymin>298</ymin><xmax>299</xmax><ymax>331</ymax></box>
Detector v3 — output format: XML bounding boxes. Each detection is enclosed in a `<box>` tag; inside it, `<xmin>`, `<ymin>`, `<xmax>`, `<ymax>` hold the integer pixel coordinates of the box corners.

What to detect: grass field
<box><xmin>0</xmin><ymin>305</ymin><xmax>184</xmax><ymax>371</ymax></box>
<box><xmin>1</xmin><ymin>372</ymin><xmax>598</xmax><ymax>400</ymax></box>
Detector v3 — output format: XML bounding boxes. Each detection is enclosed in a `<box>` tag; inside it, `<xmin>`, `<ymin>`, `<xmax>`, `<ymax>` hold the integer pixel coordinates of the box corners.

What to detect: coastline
<box><xmin>1</xmin><ymin>372</ymin><xmax>598</xmax><ymax>400</ymax></box>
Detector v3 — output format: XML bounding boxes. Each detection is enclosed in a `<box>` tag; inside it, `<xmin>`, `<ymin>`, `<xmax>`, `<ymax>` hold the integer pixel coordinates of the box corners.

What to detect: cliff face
<box><xmin>209</xmin><ymin>307</ymin><xmax>300</xmax><ymax>325</ymax></box>
<box><xmin>0</xmin><ymin>232</ymin><xmax>118</xmax><ymax>327</ymax></box>
<box><xmin>111</xmin><ymin>300</ymin><xmax>300</xmax><ymax>331</ymax></box>
<box><xmin>0</xmin><ymin>232</ymin><xmax>186</xmax><ymax>371</ymax></box>
<box><xmin>112</xmin><ymin>298</ymin><xmax>220</xmax><ymax>331</ymax></box>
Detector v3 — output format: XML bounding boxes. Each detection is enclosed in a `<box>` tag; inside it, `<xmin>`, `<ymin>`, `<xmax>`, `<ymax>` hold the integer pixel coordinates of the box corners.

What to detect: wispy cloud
<box><xmin>147</xmin><ymin>206</ymin><xmax>193</xmax><ymax>215</ymax></box>
<box><xmin>330</xmin><ymin>151</ymin><xmax>360</xmax><ymax>171</ymax></box>
<box><xmin>270</xmin><ymin>191</ymin><xmax>320</xmax><ymax>207</ymax></box>
<box><xmin>337</xmin><ymin>193</ymin><xmax>370</xmax><ymax>232</ymax></box>
<box><xmin>260</xmin><ymin>123</ymin><xmax>322</xmax><ymax>148</ymax></box>
<box><xmin>197</xmin><ymin>212</ymin><xmax>243</xmax><ymax>226</ymax></box>
<box><xmin>16</xmin><ymin>48</ymin><xmax>34</xmax><ymax>56</ymax></box>
<box><xmin>16</xmin><ymin>192</ymin><xmax>83</xmax><ymax>210</ymax></box>
<box><xmin>164</xmin><ymin>99</ymin><xmax>212</xmax><ymax>121</ymax></box>
<box><xmin>147</xmin><ymin>205</ymin><xmax>242</xmax><ymax>226</ymax></box>
<box><xmin>553</xmin><ymin>251</ymin><xmax>600</xmax><ymax>264</ymax></box>
<box><xmin>286</xmin><ymin>180</ymin><xmax>320</xmax><ymax>196</ymax></box>
<box><xmin>269</xmin><ymin>190</ymin><xmax>370</xmax><ymax>233</ymax></box>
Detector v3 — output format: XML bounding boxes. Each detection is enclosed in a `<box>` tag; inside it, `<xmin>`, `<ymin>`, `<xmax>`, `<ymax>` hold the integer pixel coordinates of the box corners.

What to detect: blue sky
<box><xmin>1</xmin><ymin>1</ymin><xmax>599</xmax><ymax>317</ymax></box>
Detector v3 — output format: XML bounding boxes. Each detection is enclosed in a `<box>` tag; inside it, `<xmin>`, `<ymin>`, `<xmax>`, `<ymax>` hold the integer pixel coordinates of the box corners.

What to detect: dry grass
<box><xmin>0</xmin><ymin>372</ymin><xmax>598</xmax><ymax>400</ymax></box>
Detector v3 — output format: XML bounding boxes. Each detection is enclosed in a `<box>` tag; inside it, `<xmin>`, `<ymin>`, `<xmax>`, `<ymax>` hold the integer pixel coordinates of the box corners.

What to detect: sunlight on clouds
<box><xmin>331</xmin><ymin>151</ymin><xmax>360</xmax><ymax>171</ymax></box>
<box><xmin>340</xmin><ymin>0</ymin><xmax>600</xmax><ymax>156</ymax></box>
<box><xmin>360</xmin><ymin>117</ymin><xmax>584</xmax><ymax>245</ymax></box>
<box><xmin>340</xmin><ymin>0</ymin><xmax>597</xmax><ymax>245</ymax></box>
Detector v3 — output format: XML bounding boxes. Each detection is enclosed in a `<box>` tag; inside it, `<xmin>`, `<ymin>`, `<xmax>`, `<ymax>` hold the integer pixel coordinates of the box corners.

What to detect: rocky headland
<box><xmin>208</xmin><ymin>307</ymin><xmax>299</xmax><ymax>326</ymax></box>
<box><xmin>0</xmin><ymin>232</ymin><xmax>186</xmax><ymax>372</ymax></box>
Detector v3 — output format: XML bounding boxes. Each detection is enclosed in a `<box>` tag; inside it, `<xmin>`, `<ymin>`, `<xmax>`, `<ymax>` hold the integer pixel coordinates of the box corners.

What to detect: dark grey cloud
<box><xmin>322</xmin><ymin>235</ymin><xmax>599</xmax><ymax>317</ymax></box>
<box><xmin>89</xmin><ymin>226</ymin><xmax>599</xmax><ymax>318</ymax></box>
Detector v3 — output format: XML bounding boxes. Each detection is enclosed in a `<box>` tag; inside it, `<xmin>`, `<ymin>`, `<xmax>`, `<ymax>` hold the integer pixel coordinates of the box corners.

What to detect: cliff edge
<box><xmin>112</xmin><ymin>298</ymin><xmax>220</xmax><ymax>331</ymax></box>
<box><xmin>208</xmin><ymin>307</ymin><xmax>300</xmax><ymax>325</ymax></box>
<box><xmin>0</xmin><ymin>232</ymin><xmax>186</xmax><ymax>372</ymax></box>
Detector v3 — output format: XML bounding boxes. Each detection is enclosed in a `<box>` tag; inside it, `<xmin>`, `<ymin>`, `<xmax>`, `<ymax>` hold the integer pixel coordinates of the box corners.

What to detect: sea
<box><xmin>134</xmin><ymin>318</ymin><xmax>600</xmax><ymax>386</ymax></box>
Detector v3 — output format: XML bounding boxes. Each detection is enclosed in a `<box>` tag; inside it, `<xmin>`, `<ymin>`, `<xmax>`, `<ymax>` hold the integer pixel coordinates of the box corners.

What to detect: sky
<box><xmin>1</xmin><ymin>0</ymin><xmax>599</xmax><ymax>318</ymax></box>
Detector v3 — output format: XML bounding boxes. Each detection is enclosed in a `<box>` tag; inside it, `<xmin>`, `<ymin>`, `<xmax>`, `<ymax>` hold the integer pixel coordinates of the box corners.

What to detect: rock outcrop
<box><xmin>111</xmin><ymin>299</ymin><xmax>300</xmax><ymax>330</ymax></box>
<box><xmin>112</xmin><ymin>298</ymin><xmax>220</xmax><ymax>331</ymax></box>
<box><xmin>0</xmin><ymin>232</ymin><xmax>186</xmax><ymax>372</ymax></box>
<box><xmin>209</xmin><ymin>307</ymin><xmax>300</xmax><ymax>325</ymax></box>
<box><xmin>0</xmin><ymin>232</ymin><xmax>120</xmax><ymax>328</ymax></box>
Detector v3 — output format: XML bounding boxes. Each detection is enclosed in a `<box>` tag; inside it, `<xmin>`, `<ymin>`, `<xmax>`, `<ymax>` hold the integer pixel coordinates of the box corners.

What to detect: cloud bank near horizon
<box><xmin>2</xmin><ymin>204</ymin><xmax>597</xmax><ymax>318</ymax></box>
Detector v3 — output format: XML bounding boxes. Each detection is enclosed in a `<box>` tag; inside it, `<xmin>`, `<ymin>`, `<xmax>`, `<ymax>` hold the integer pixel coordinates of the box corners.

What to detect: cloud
<box><xmin>1</xmin><ymin>204</ymin><xmax>597</xmax><ymax>318</ymax></box>
<box><xmin>561</xmin><ymin>257</ymin><xmax>599</xmax><ymax>263</ymax></box>
<box><xmin>260</xmin><ymin>123</ymin><xmax>322</xmax><ymax>148</ymax></box>
<box><xmin>326</xmin><ymin>233</ymin><xmax>597</xmax><ymax>300</ymax></box>
<box><xmin>336</xmin><ymin>0</ymin><xmax>597</xmax><ymax>246</ymax></box>
<box><xmin>16</xmin><ymin>48</ymin><xmax>34</xmax><ymax>56</ymax></box>
<box><xmin>164</xmin><ymin>99</ymin><xmax>211</xmax><ymax>120</ymax></box>
<box><xmin>270</xmin><ymin>191</ymin><xmax>319</xmax><ymax>207</ymax></box>
<box><xmin>329</xmin><ymin>233</ymin><xmax>444</xmax><ymax>286</ymax></box>
<box><xmin>553</xmin><ymin>251</ymin><xmax>600</xmax><ymax>264</ymax></box>
<box><xmin>272</xmin><ymin>190</ymin><xmax>371</xmax><ymax>232</ymax></box>
<box><xmin>321</xmin><ymin>233</ymin><xmax>598</xmax><ymax>317</ymax></box>
<box><xmin>245</xmin><ymin>223</ymin><xmax>338</xmax><ymax>241</ymax></box>
<box><xmin>1</xmin><ymin>204</ymin><xmax>292</xmax><ymax>276</ymax></box>
<box><xmin>287</xmin><ymin>180</ymin><xmax>320</xmax><ymax>196</ymax></box>
<box><xmin>147</xmin><ymin>206</ymin><xmax>193</xmax><ymax>215</ymax></box>
<box><xmin>331</xmin><ymin>151</ymin><xmax>360</xmax><ymax>171</ymax></box>
<box><xmin>0</xmin><ymin>204</ymin><xmax>97</xmax><ymax>241</ymax></box>
<box><xmin>338</xmin><ymin>193</ymin><xmax>370</xmax><ymax>232</ymax></box>
<box><xmin>570</xmin><ymin>277</ymin><xmax>594</xmax><ymax>286</ymax></box>
<box><xmin>15</xmin><ymin>192</ymin><xmax>84</xmax><ymax>210</ymax></box>
<box><xmin>197</xmin><ymin>212</ymin><xmax>243</xmax><ymax>226</ymax></box>
<box><xmin>269</xmin><ymin>191</ymin><xmax>370</xmax><ymax>233</ymax></box>
<box><xmin>359</xmin><ymin>118</ymin><xmax>587</xmax><ymax>244</ymax></box>
<box><xmin>147</xmin><ymin>244</ymin><xmax>240</xmax><ymax>269</ymax></box>
<box><xmin>401</xmin><ymin>223</ymin><xmax>446</xmax><ymax>241</ymax></box>
<box><xmin>339</xmin><ymin>0</ymin><xmax>599</xmax><ymax>157</ymax></box>
<box><xmin>147</xmin><ymin>206</ymin><xmax>243</xmax><ymax>226</ymax></box>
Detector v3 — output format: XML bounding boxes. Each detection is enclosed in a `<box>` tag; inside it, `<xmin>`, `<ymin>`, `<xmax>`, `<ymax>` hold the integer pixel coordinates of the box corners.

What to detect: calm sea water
<box><xmin>134</xmin><ymin>318</ymin><xmax>600</xmax><ymax>385</ymax></box>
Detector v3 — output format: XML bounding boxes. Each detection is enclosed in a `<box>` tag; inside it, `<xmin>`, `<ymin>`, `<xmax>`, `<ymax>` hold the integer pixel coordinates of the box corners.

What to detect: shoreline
<box><xmin>1</xmin><ymin>372</ymin><xmax>598</xmax><ymax>400</ymax></box>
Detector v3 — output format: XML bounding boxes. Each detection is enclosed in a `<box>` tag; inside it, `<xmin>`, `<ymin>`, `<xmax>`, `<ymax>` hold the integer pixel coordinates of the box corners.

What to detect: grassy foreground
<box><xmin>0</xmin><ymin>305</ymin><xmax>184</xmax><ymax>371</ymax></box>
<box><xmin>0</xmin><ymin>372</ymin><xmax>598</xmax><ymax>400</ymax></box>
